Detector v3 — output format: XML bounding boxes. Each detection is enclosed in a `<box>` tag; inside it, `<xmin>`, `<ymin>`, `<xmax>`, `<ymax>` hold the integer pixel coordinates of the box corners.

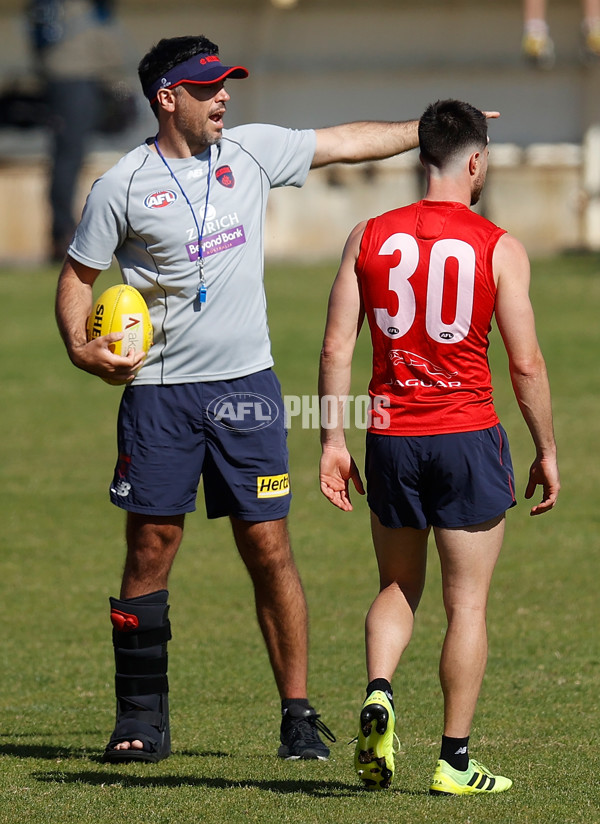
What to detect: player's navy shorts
<box><xmin>109</xmin><ymin>369</ymin><xmax>291</xmax><ymax>520</ymax></box>
<box><xmin>365</xmin><ymin>424</ymin><xmax>516</xmax><ymax>530</ymax></box>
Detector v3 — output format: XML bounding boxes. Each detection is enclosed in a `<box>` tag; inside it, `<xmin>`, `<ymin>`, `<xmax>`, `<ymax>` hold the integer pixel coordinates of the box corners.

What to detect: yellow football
<box><xmin>86</xmin><ymin>284</ymin><xmax>153</xmax><ymax>385</ymax></box>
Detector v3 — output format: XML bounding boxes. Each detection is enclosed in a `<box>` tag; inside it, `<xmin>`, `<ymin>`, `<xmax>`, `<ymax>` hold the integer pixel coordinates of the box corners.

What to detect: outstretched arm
<box><xmin>319</xmin><ymin>222</ymin><xmax>367</xmax><ymax>510</ymax></box>
<box><xmin>493</xmin><ymin>234</ymin><xmax>560</xmax><ymax>515</ymax></box>
<box><xmin>312</xmin><ymin>120</ymin><xmax>419</xmax><ymax>168</ymax></box>
<box><xmin>56</xmin><ymin>257</ymin><xmax>146</xmax><ymax>384</ymax></box>
<box><xmin>312</xmin><ymin>112</ymin><xmax>500</xmax><ymax>168</ymax></box>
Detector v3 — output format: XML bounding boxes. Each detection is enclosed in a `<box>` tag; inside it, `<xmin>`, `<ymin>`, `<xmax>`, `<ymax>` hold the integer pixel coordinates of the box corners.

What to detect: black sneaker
<box><xmin>278</xmin><ymin>704</ymin><xmax>336</xmax><ymax>760</ymax></box>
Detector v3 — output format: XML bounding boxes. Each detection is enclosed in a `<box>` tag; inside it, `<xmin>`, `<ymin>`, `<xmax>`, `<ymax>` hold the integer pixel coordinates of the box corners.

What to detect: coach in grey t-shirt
<box><xmin>56</xmin><ymin>34</ymin><xmax>422</xmax><ymax>765</ymax></box>
<box><xmin>70</xmin><ymin>124</ymin><xmax>315</xmax><ymax>383</ymax></box>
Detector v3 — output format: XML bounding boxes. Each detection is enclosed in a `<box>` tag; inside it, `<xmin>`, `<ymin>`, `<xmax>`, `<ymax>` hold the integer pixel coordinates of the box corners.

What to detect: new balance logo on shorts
<box><xmin>257</xmin><ymin>474</ymin><xmax>290</xmax><ymax>498</ymax></box>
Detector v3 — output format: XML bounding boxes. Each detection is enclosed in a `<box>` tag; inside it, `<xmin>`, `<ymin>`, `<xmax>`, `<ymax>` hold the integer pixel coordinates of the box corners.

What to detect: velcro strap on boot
<box><xmin>117</xmin><ymin>708</ymin><xmax>166</xmax><ymax>730</ymax></box>
<box><xmin>113</xmin><ymin>622</ymin><xmax>172</xmax><ymax>649</ymax></box>
<box><xmin>115</xmin><ymin>673</ymin><xmax>169</xmax><ymax>696</ymax></box>
<box><xmin>115</xmin><ymin>651</ymin><xmax>168</xmax><ymax>676</ymax></box>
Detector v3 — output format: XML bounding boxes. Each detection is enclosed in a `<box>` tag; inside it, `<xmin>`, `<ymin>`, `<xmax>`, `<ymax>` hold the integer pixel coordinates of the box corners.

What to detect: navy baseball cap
<box><xmin>144</xmin><ymin>53</ymin><xmax>249</xmax><ymax>103</ymax></box>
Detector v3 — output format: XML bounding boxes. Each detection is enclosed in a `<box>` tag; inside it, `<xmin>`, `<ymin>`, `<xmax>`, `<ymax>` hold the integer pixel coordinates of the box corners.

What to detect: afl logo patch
<box><xmin>216</xmin><ymin>165</ymin><xmax>235</xmax><ymax>188</ymax></box>
<box><xmin>144</xmin><ymin>190</ymin><xmax>178</xmax><ymax>209</ymax></box>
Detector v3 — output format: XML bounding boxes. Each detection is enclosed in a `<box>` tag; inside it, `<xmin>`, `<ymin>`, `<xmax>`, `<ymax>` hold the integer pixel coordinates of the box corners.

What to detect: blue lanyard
<box><xmin>154</xmin><ymin>137</ymin><xmax>212</xmax><ymax>304</ymax></box>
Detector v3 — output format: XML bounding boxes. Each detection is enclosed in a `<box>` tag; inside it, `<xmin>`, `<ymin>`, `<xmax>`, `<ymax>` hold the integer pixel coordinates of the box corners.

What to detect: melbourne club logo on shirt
<box><xmin>216</xmin><ymin>165</ymin><xmax>235</xmax><ymax>188</ymax></box>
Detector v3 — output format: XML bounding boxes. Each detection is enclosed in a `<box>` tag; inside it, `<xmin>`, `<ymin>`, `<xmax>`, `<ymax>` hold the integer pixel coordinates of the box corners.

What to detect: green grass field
<box><xmin>1</xmin><ymin>254</ymin><xmax>599</xmax><ymax>824</ymax></box>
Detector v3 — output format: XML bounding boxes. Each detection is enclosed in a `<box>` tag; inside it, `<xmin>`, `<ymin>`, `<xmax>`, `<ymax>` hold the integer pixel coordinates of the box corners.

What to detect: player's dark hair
<box><xmin>419</xmin><ymin>99</ymin><xmax>488</xmax><ymax>169</ymax></box>
<box><xmin>138</xmin><ymin>35</ymin><xmax>220</xmax><ymax>115</ymax></box>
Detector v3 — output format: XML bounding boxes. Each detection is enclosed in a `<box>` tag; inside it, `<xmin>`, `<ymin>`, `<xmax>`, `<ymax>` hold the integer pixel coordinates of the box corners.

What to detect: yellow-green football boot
<box><xmin>354</xmin><ymin>690</ymin><xmax>396</xmax><ymax>790</ymax></box>
<box><xmin>429</xmin><ymin>758</ymin><xmax>513</xmax><ymax>796</ymax></box>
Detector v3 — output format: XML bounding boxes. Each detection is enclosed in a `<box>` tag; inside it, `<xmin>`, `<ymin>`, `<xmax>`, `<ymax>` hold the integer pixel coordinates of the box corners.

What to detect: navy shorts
<box><xmin>365</xmin><ymin>425</ymin><xmax>516</xmax><ymax>530</ymax></box>
<box><xmin>110</xmin><ymin>369</ymin><xmax>291</xmax><ymax>520</ymax></box>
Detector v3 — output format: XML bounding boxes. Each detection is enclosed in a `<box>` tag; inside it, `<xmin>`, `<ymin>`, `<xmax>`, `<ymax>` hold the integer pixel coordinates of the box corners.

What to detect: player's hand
<box><xmin>525</xmin><ymin>455</ymin><xmax>560</xmax><ymax>515</ymax></box>
<box><xmin>483</xmin><ymin>111</ymin><xmax>500</xmax><ymax>119</ymax></box>
<box><xmin>71</xmin><ymin>332</ymin><xmax>147</xmax><ymax>384</ymax></box>
<box><xmin>319</xmin><ymin>445</ymin><xmax>365</xmax><ymax>511</ymax></box>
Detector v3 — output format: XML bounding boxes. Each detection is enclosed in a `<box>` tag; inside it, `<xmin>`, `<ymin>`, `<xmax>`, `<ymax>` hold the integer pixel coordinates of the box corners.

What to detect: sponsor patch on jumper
<box><xmin>389</xmin><ymin>349</ymin><xmax>458</xmax><ymax>380</ymax></box>
<box><xmin>186</xmin><ymin>225</ymin><xmax>247</xmax><ymax>260</ymax></box>
<box><xmin>257</xmin><ymin>473</ymin><xmax>290</xmax><ymax>498</ymax></box>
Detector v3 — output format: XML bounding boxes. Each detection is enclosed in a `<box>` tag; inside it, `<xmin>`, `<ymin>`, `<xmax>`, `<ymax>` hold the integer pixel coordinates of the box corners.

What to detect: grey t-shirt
<box><xmin>69</xmin><ymin>124</ymin><xmax>316</xmax><ymax>383</ymax></box>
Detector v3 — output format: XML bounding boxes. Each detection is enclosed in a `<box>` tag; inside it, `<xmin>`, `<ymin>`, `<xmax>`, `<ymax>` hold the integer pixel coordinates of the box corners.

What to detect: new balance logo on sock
<box><xmin>455</xmin><ymin>746</ymin><xmax>468</xmax><ymax>755</ymax></box>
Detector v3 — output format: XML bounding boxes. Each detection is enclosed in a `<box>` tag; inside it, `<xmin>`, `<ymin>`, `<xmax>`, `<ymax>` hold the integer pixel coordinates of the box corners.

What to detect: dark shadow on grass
<box><xmin>86</xmin><ymin>749</ymin><xmax>232</xmax><ymax>763</ymax></box>
<box><xmin>0</xmin><ymin>743</ymin><xmax>230</xmax><ymax>761</ymax></box>
<box><xmin>32</xmin><ymin>771</ymin><xmax>426</xmax><ymax>797</ymax></box>
<box><xmin>0</xmin><ymin>744</ymin><xmax>93</xmax><ymax>760</ymax></box>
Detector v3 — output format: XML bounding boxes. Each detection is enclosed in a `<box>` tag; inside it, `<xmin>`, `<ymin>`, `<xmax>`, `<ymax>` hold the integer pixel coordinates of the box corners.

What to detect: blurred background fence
<box><xmin>0</xmin><ymin>0</ymin><xmax>599</xmax><ymax>263</ymax></box>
